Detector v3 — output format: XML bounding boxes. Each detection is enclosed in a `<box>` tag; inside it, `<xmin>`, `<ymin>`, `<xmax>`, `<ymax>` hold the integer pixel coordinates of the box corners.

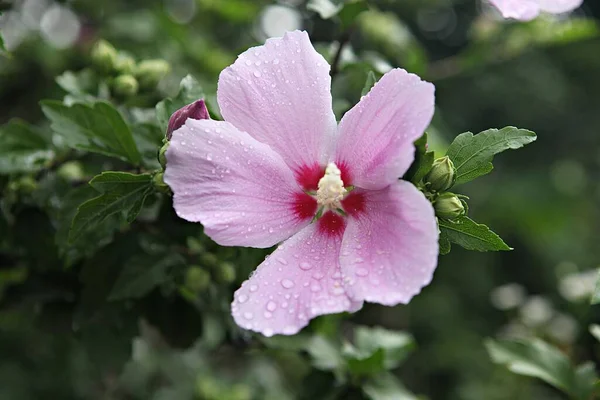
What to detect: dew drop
<box><xmin>356</xmin><ymin>268</ymin><xmax>369</xmax><ymax>277</ymax></box>
<box><xmin>266</xmin><ymin>301</ymin><xmax>277</xmax><ymax>312</ymax></box>
<box><xmin>243</xmin><ymin>312</ymin><xmax>254</xmax><ymax>320</ymax></box>
<box><xmin>312</xmin><ymin>272</ymin><xmax>325</xmax><ymax>280</ymax></box>
<box><xmin>281</xmin><ymin>279</ymin><xmax>295</xmax><ymax>289</ymax></box>
<box><xmin>299</xmin><ymin>262</ymin><xmax>312</xmax><ymax>270</ymax></box>
<box><xmin>277</xmin><ymin>258</ymin><xmax>288</xmax><ymax>265</ymax></box>
<box><xmin>250</xmin><ymin>284</ymin><xmax>258</xmax><ymax>292</ymax></box>
<box><xmin>253</xmin><ymin>71</ymin><xmax>261</xmax><ymax>78</ymax></box>
<box><xmin>238</xmin><ymin>294</ymin><xmax>248</xmax><ymax>303</ymax></box>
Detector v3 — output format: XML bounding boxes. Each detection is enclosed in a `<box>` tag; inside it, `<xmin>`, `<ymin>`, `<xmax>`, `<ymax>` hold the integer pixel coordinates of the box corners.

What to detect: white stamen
<box><xmin>316</xmin><ymin>163</ymin><xmax>347</xmax><ymax>209</ymax></box>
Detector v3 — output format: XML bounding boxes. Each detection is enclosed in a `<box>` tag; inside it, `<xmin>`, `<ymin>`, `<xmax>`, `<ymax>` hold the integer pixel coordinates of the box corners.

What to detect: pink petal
<box><xmin>217</xmin><ymin>30</ymin><xmax>337</xmax><ymax>175</ymax></box>
<box><xmin>334</xmin><ymin>68</ymin><xmax>435</xmax><ymax>190</ymax></box>
<box><xmin>340</xmin><ymin>181</ymin><xmax>438</xmax><ymax>306</ymax></box>
<box><xmin>164</xmin><ymin>118</ymin><xmax>315</xmax><ymax>248</ymax></box>
<box><xmin>488</xmin><ymin>0</ymin><xmax>540</xmax><ymax>20</ymax></box>
<box><xmin>232</xmin><ymin>220</ymin><xmax>363</xmax><ymax>336</ymax></box>
<box><xmin>537</xmin><ymin>0</ymin><xmax>583</xmax><ymax>14</ymax></box>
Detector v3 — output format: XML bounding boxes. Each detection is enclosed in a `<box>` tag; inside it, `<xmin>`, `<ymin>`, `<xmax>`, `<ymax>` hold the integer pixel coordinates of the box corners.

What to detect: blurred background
<box><xmin>1</xmin><ymin>0</ymin><xmax>599</xmax><ymax>399</ymax></box>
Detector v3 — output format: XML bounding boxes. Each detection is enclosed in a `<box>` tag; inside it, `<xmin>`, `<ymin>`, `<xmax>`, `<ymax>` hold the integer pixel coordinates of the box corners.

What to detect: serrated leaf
<box><xmin>362</xmin><ymin>372</ymin><xmax>419</xmax><ymax>400</ymax></box>
<box><xmin>69</xmin><ymin>172</ymin><xmax>154</xmax><ymax>243</ymax></box>
<box><xmin>404</xmin><ymin>133</ymin><xmax>434</xmax><ymax>184</ymax></box>
<box><xmin>109</xmin><ymin>253</ymin><xmax>185</xmax><ymax>301</ymax></box>
<box><xmin>438</xmin><ymin>216</ymin><xmax>511</xmax><ymax>252</ymax></box>
<box><xmin>0</xmin><ymin>119</ymin><xmax>54</xmax><ymax>174</ymax></box>
<box><xmin>486</xmin><ymin>338</ymin><xmax>598</xmax><ymax>400</ymax></box>
<box><xmin>592</xmin><ymin>269</ymin><xmax>600</xmax><ymax>305</ymax></box>
<box><xmin>156</xmin><ymin>75</ymin><xmax>204</xmax><ymax>133</ymax></box>
<box><xmin>41</xmin><ymin>100</ymin><xmax>141</xmax><ymax>164</ymax></box>
<box><xmin>446</xmin><ymin>127</ymin><xmax>536</xmax><ymax>186</ymax></box>
<box><xmin>353</xmin><ymin>326</ymin><xmax>415</xmax><ymax>369</ymax></box>
<box><xmin>361</xmin><ymin>70</ymin><xmax>377</xmax><ymax>97</ymax></box>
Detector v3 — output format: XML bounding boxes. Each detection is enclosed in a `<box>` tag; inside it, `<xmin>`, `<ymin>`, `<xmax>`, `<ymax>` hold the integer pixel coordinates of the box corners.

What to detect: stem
<box><xmin>330</xmin><ymin>28</ymin><xmax>353</xmax><ymax>80</ymax></box>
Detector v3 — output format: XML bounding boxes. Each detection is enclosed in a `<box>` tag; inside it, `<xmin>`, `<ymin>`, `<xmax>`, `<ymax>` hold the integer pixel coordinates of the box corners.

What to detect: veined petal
<box><xmin>232</xmin><ymin>219</ymin><xmax>362</xmax><ymax>337</ymax></box>
<box><xmin>340</xmin><ymin>181</ymin><xmax>438</xmax><ymax>306</ymax></box>
<box><xmin>217</xmin><ymin>30</ymin><xmax>337</xmax><ymax>174</ymax></box>
<box><xmin>164</xmin><ymin>119</ymin><xmax>315</xmax><ymax>248</ymax></box>
<box><xmin>335</xmin><ymin>68</ymin><xmax>435</xmax><ymax>190</ymax></box>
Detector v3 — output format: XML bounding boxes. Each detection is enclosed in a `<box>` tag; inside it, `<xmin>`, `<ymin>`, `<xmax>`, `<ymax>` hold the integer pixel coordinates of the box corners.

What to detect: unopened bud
<box><xmin>113</xmin><ymin>74</ymin><xmax>139</xmax><ymax>97</ymax></box>
<box><xmin>57</xmin><ymin>161</ymin><xmax>85</xmax><ymax>181</ymax></box>
<box><xmin>135</xmin><ymin>59</ymin><xmax>171</xmax><ymax>88</ymax></box>
<box><xmin>158</xmin><ymin>141</ymin><xmax>169</xmax><ymax>169</ymax></box>
<box><xmin>166</xmin><ymin>99</ymin><xmax>210</xmax><ymax>140</ymax></box>
<box><xmin>200</xmin><ymin>252</ymin><xmax>219</xmax><ymax>268</ymax></box>
<box><xmin>217</xmin><ymin>261</ymin><xmax>236</xmax><ymax>283</ymax></box>
<box><xmin>91</xmin><ymin>40</ymin><xmax>118</xmax><ymax>73</ymax></box>
<box><xmin>185</xmin><ymin>266</ymin><xmax>210</xmax><ymax>292</ymax></box>
<box><xmin>425</xmin><ymin>156</ymin><xmax>456</xmax><ymax>192</ymax></box>
<box><xmin>152</xmin><ymin>172</ymin><xmax>170</xmax><ymax>194</ymax></box>
<box><xmin>114</xmin><ymin>53</ymin><xmax>136</xmax><ymax>75</ymax></box>
<box><xmin>434</xmin><ymin>192</ymin><xmax>465</xmax><ymax>220</ymax></box>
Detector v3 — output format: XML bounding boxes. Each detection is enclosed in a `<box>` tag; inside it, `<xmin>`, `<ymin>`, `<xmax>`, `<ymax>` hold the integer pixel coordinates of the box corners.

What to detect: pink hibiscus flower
<box><xmin>488</xmin><ymin>0</ymin><xmax>583</xmax><ymax>21</ymax></box>
<box><xmin>164</xmin><ymin>31</ymin><xmax>438</xmax><ymax>337</ymax></box>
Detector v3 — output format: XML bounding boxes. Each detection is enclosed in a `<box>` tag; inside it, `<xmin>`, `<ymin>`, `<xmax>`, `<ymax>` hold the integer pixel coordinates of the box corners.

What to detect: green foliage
<box><xmin>361</xmin><ymin>70</ymin><xmax>377</xmax><ymax>97</ymax></box>
<box><xmin>0</xmin><ymin>119</ymin><xmax>54</xmax><ymax>174</ymax></box>
<box><xmin>69</xmin><ymin>172</ymin><xmax>155</xmax><ymax>243</ymax></box>
<box><xmin>41</xmin><ymin>100</ymin><xmax>142</xmax><ymax>165</ymax></box>
<box><xmin>486</xmin><ymin>338</ymin><xmax>598</xmax><ymax>400</ymax></box>
<box><xmin>439</xmin><ymin>216</ymin><xmax>512</xmax><ymax>254</ymax></box>
<box><xmin>446</xmin><ymin>127</ymin><xmax>537</xmax><ymax>186</ymax></box>
<box><xmin>404</xmin><ymin>133</ymin><xmax>434</xmax><ymax>184</ymax></box>
<box><xmin>362</xmin><ymin>372</ymin><xmax>419</xmax><ymax>400</ymax></box>
<box><xmin>307</xmin><ymin>0</ymin><xmax>368</xmax><ymax>29</ymax></box>
<box><xmin>156</xmin><ymin>75</ymin><xmax>205</xmax><ymax>133</ymax></box>
<box><xmin>592</xmin><ymin>269</ymin><xmax>600</xmax><ymax>305</ymax></box>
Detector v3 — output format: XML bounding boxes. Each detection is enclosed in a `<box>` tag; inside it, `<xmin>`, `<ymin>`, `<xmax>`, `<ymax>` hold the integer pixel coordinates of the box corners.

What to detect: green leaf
<box><xmin>353</xmin><ymin>326</ymin><xmax>415</xmax><ymax>370</ymax></box>
<box><xmin>346</xmin><ymin>348</ymin><xmax>385</xmax><ymax>376</ymax></box>
<box><xmin>485</xmin><ymin>338</ymin><xmax>598</xmax><ymax>399</ymax></box>
<box><xmin>307</xmin><ymin>0</ymin><xmax>343</xmax><ymax>19</ymax></box>
<box><xmin>0</xmin><ymin>119</ymin><xmax>54</xmax><ymax>174</ymax></box>
<box><xmin>592</xmin><ymin>269</ymin><xmax>600</xmax><ymax>305</ymax></box>
<box><xmin>438</xmin><ymin>216</ymin><xmax>511</xmax><ymax>252</ymax></box>
<box><xmin>404</xmin><ymin>133</ymin><xmax>434</xmax><ymax>184</ymax></box>
<box><xmin>446</xmin><ymin>127</ymin><xmax>536</xmax><ymax>186</ymax></box>
<box><xmin>109</xmin><ymin>253</ymin><xmax>185</xmax><ymax>301</ymax></box>
<box><xmin>41</xmin><ymin>100</ymin><xmax>141</xmax><ymax>165</ymax></box>
<box><xmin>69</xmin><ymin>172</ymin><xmax>154</xmax><ymax>243</ymax></box>
<box><xmin>306</xmin><ymin>336</ymin><xmax>344</xmax><ymax>371</ymax></box>
<box><xmin>362</xmin><ymin>372</ymin><xmax>419</xmax><ymax>400</ymax></box>
<box><xmin>590</xmin><ymin>325</ymin><xmax>600</xmax><ymax>342</ymax></box>
<box><xmin>438</xmin><ymin>229</ymin><xmax>451</xmax><ymax>255</ymax></box>
<box><xmin>156</xmin><ymin>75</ymin><xmax>204</xmax><ymax>133</ymax></box>
<box><xmin>361</xmin><ymin>70</ymin><xmax>377</xmax><ymax>97</ymax></box>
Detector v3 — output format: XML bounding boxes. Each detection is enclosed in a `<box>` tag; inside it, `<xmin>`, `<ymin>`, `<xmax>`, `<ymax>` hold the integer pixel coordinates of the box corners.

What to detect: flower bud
<box><xmin>135</xmin><ymin>59</ymin><xmax>171</xmax><ymax>88</ymax></box>
<box><xmin>114</xmin><ymin>53</ymin><xmax>136</xmax><ymax>75</ymax></box>
<box><xmin>434</xmin><ymin>192</ymin><xmax>465</xmax><ymax>220</ymax></box>
<box><xmin>425</xmin><ymin>156</ymin><xmax>456</xmax><ymax>192</ymax></box>
<box><xmin>166</xmin><ymin>99</ymin><xmax>210</xmax><ymax>140</ymax></box>
<box><xmin>112</xmin><ymin>74</ymin><xmax>139</xmax><ymax>97</ymax></box>
<box><xmin>158</xmin><ymin>141</ymin><xmax>169</xmax><ymax>169</ymax></box>
<box><xmin>91</xmin><ymin>40</ymin><xmax>118</xmax><ymax>73</ymax></box>
<box><xmin>185</xmin><ymin>266</ymin><xmax>211</xmax><ymax>292</ymax></box>
<box><xmin>216</xmin><ymin>261</ymin><xmax>236</xmax><ymax>283</ymax></box>
<box><xmin>152</xmin><ymin>171</ymin><xmax>170</xmax><ymax>194</ymax></box>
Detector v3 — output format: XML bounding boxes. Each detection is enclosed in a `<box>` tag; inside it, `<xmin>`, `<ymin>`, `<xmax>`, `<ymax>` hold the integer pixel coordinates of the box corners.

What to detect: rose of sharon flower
<box><xmin>488</xmin><ymin>0</ymin><xmax>583</xmax><ymax>21</ymax></box>
<box><xmin>164</xmin><ymin>31</ymin><xmax>438</xmax><ymax>337</ymax></box>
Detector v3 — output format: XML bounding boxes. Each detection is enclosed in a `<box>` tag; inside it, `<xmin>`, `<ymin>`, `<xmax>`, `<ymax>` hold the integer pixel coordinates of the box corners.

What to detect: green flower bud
<box><xmin>17</xmin><ymin>176</ymin><xmax>37</xmax><ymax>194</ymax></box>
<box><xmin>425</xmin><ymin>156</ymin><xmax>456</xmax><ymax>192</ymax></box>
<box><xmin>152</xmin><ymin>172</ymin><xmax>170</xmax><ymax>194</ymax></box>
<box><xmin>114</xmin><ymin>53</ymin><xmax>136</xmax><ymax>75</ymax></box>
<box><xmin>158</xmin><ymin>141</ymin><xmax>169</xmax><ymax>169</ymax></box>
<box><xmin>434</xmin><ymin>192</ymin><xmax>465</xmax><ymax>220</ymax></box>
<box><xmin>217</xmin><ymin>261</ymin><xmax>236</xmax><ymax>283</ymax></box>
<box><xmin>91</xmin><ymin>40</ymin><xmax>118</xmax><ymax>73</ymax></box>
<box><xmin>185</xmin><ymin>266</ymin><xmax>210</xmax><ymax>292</ymax></box>
<box><xmin>200</xmin><ymin>252</ymin><xmax>219</xmax><ymax>268</ymax></box>
<box><xmin>112</xmin><ymin>74</ymin><xmax>139</xmax><ymax>97</ymax></box>
<box><xmin>135</xmin><ymin>59</ymin><xmax>171</xmax><ymax>88</ymax></box>
<box><xmin>57</xmin><ymin>161</ymin><xmax>85</xmax><ymax>181</ymax></box>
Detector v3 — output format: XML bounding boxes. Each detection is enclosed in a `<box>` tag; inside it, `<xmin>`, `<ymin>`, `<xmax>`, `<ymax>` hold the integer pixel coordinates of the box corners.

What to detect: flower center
<box><xmin>316</xmin><ymin>163</ymin><xmax>347</xmax><ymax>210</ymax></box>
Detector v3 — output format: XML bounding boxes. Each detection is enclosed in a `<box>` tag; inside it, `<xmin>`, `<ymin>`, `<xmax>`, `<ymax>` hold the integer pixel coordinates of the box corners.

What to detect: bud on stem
<box><xmin>425</xmin><ymin>156</ymin><xmax>456</xmax><ymax>192</ymax></box>
<box><xmin>434</xmin><ymin>192</ymin><xmax>466</xmax><ymax>220</ymax></box>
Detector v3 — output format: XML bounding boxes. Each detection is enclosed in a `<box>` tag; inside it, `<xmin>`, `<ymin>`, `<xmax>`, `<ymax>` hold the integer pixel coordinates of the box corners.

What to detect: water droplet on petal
<box><xmin>299</xmin><ymin>262</ymin><xmax>312</xmax><ymax>270</ymax></box>
<box><xmin>281</xmin><ymin>279</ymin><xmax>294</xmax><ymax>289</ymax></box>
<box><xmin>356</xmin><ymin>268</ymin><xmax>369</xmax><ymax>277</ymax></box>
<box><xmin>277</xmin><ymin>258</ymin><xmax>288</xmax><ymax>265</ymax></box>
<box><xmin>243</xmin><ymin>312</ymin><xmax>254</xmax><ymax>320</ymax></box>
<box><xmin>266</xmin><ymin>301</ymin><xmax>277</xmax><ymax>312</ymax></box>
<box><xmin>238</xmin><ymin>294</ymin><xmax>248</xmax><ymax>303</ymax></box>
<box><xmin>250</xmin><ymin>285</ymin><xmax>258</xmax><ymax>292</ymax></box>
